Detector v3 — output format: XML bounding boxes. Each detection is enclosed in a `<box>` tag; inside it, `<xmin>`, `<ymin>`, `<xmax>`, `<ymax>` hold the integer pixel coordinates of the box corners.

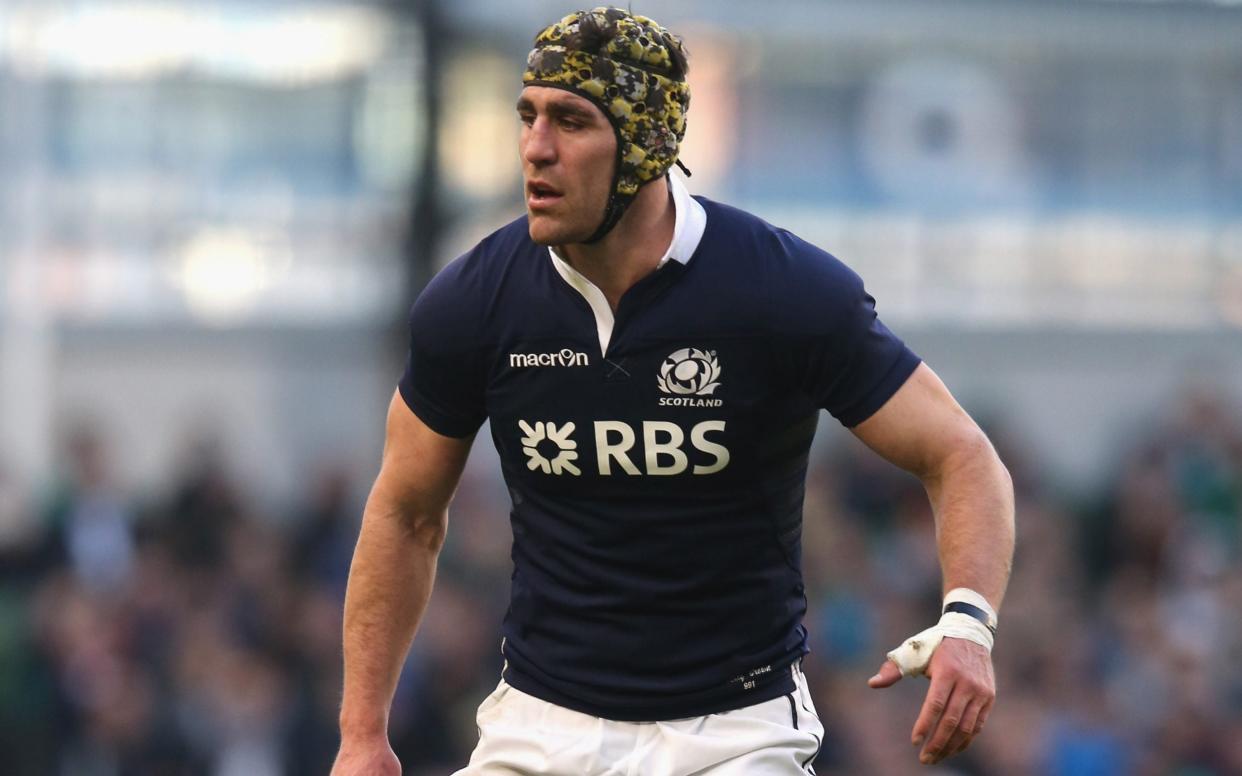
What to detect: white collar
<box><xmin>546</xmin><ymin>174</ymin><xmax>707</xmax><ymax>355</ymax></box>
<box><xmin>657</xmin><ymin>172</ymin><xmax>706</xmax><ymax>267</ymax></box>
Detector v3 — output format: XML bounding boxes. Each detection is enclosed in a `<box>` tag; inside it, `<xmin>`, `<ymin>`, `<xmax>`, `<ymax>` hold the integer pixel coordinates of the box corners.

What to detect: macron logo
<box><xmin>510</xmin><ymin>349</ymin><xmax>590</xmax><ymax>368</ymax></box>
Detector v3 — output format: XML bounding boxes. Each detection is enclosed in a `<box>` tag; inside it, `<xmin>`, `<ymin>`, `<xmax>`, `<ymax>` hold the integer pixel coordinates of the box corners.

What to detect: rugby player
<box><xmin>333</xmin><ymin>7</ymin><xmax>1015</xmax><ymax>775</ymax></box>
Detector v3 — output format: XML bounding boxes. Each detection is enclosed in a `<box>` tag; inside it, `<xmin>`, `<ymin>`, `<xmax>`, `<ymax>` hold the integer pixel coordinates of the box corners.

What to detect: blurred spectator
<box><xmin>154</xmin><ymin>435</ymin><xmax>244</xmax><ymax>571</ymax></box>
<box><xmin>290</xmin><ymin>465</ymin><xmax>360</xmax><ymax>597</ymax></box>
<box><xmin>24</xmin><ymin>423</ymin><xmax>137</xmax><ymax>595</ymax></box>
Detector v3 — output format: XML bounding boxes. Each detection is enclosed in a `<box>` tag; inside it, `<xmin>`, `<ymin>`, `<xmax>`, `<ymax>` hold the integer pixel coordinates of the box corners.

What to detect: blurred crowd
<box><xmin>1</xmin><ymin>386</ymin><xmax>1241</xmax><ymax>776</ymax></box>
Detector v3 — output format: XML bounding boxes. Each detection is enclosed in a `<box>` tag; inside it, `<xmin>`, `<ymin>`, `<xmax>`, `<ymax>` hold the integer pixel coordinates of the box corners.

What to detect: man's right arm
<box><xmin>333</xmin><ymin>389</ymin><xmax>475</xmax><ymax>775</ymax></box>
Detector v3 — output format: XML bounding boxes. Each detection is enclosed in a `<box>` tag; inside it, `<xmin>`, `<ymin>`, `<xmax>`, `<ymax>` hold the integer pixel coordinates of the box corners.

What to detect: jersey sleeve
<box><xmin>397</xmin><ymin>257</ymin><xmax>488</xmax><ymax>438</ymax></box>
<box><xmin>775</xmin><ymin>233</ymin><xmax>921</xmax><ymax>428</ymax></box>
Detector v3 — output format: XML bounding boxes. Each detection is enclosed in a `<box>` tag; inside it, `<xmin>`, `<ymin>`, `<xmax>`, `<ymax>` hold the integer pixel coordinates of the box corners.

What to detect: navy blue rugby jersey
<box><xmin>398</xmin><ymin>176</ymin><xmax>921</xmax><ymax>721</ymax></box>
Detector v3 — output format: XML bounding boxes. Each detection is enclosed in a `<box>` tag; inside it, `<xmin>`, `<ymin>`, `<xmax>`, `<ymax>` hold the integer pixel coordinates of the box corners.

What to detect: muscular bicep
<box><xmin>369</xmin><ymin>389</ymin><xmax>475</xmax><ymax>539</ymax></box>
<box><xmin>849</xmin><ymin>363</ymin><xmax>987</xmax><ymax>480</ymax></box>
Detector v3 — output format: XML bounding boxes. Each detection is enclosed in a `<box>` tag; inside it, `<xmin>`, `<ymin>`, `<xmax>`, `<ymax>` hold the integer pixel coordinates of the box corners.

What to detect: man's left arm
<box><xmin>850</xmin><ymin>362</ymin><xmax>1016</xmax><ymax>766</ymax></box>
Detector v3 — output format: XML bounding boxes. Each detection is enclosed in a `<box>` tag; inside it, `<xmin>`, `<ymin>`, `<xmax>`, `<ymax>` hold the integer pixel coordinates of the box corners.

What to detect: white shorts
<box><xmin>452</xmin><ymin>664</ymin><xmax>823</xmax><ymax>776</ymax></box>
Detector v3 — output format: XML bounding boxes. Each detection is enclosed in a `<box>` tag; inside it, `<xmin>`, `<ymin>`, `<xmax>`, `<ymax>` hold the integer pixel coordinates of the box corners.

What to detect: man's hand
<box><xmin>868</xmin><ymin>637</ymin><xmax>996</xmax><ymax>765</ymax></box>
<box><xmin>331</xmin><ymin>737</ymin><xmax>401</xmax><ymax>776</ymax></box>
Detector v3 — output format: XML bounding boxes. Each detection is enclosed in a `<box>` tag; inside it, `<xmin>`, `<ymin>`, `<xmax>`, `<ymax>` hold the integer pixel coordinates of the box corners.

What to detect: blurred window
<box><xmin>0</xmin><ymin>2</ymin><xmax>421</xmax><ymax>326</ymax></box>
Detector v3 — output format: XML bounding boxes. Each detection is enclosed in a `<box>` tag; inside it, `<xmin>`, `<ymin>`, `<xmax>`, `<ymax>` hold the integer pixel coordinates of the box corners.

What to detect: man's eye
<box><xmin>560</xmin><ymin>120</ymin><xmax>582</xmax><ymax>130</ymax></box>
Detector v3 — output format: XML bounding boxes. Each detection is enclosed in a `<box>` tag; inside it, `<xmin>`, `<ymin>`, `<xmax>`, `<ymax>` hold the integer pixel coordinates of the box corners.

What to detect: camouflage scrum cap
<box><xmin>523</xmin><ymin>7</ymin><xmax>691</xmax><ymax>243</ymax></box>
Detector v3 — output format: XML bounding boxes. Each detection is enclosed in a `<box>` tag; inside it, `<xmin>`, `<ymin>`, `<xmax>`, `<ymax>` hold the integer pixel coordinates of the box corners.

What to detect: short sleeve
<box><xmin>776</xmin><ymin>235</ymin><xmax>921</xmax><ymax>427</ymax></box>
<box><xmin>397</xmin><ymin>258</ymin><xmax>488</xmax><ymax>438</ymax></box>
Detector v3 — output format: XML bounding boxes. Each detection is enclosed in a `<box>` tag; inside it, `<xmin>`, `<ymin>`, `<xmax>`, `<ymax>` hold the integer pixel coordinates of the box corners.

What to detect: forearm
<box><xmin>922</xmin><ymin>431</ymin><xmax>1015</xmax><ymax>611</ymax></box>
<box><xmin>339</xmin><ymin>497</ymin><xmax>445</xmax><ymax>740</ymax></box>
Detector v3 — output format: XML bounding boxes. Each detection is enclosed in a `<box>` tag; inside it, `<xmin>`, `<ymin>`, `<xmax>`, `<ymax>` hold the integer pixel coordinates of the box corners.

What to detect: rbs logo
<box><xmin>518</xmin><ymin>419</ymin><xmax>729</xmax><ymax>477</ymax></box>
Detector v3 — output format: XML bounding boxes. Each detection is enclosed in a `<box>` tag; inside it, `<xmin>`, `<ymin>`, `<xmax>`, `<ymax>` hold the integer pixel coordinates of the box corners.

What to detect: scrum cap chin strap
<box><xmin>523</xmin><ymin>7</ymin><xmax>691</xmax><ymax>243</ymax></box>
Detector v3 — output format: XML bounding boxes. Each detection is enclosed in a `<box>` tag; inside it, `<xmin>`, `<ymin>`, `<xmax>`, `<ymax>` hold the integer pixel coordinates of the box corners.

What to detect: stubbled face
<box><xmin>517</xmin><ymin>86</ymin><xmax>617</xmax><ymax>246</ymax></box>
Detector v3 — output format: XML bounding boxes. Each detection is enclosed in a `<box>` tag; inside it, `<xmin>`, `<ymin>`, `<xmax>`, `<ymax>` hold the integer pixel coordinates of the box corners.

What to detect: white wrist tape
<box><xmin>943</xmin><ymin>587</ymin><xmax>997</xmax><ymax>629</ymax></box>
<box><xmin>886</xmin><ymin>590</ymin><xmax>997</xmax><ymax>678</ymax></box>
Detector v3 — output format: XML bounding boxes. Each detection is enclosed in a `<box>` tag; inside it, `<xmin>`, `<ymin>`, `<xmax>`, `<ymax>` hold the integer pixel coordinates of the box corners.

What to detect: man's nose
<box><xmin>522</xmin><ymin>118</ymin><xmax>557</xmax><ymax>166</ymax></box>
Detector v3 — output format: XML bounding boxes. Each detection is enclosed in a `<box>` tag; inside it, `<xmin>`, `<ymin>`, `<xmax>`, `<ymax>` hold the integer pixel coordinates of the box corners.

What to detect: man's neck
<box><xmin>555</xmin><ymin>178</ymin><xmax>676</xmax><ymax>312</ymax></box>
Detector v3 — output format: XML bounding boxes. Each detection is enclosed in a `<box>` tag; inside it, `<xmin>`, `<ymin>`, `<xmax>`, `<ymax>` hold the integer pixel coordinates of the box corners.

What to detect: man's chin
<box><xmin>527</xmin><ymin>215</ymin><xmax>591</xmax><ymax>247</ymax></box>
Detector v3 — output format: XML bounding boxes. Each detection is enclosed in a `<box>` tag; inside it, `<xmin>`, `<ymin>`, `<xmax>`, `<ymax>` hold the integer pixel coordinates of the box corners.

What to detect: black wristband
<box><xmin>943</xmin><ymin>601</ymin><xmax>997</xmax><ymax>636</ymax></box>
